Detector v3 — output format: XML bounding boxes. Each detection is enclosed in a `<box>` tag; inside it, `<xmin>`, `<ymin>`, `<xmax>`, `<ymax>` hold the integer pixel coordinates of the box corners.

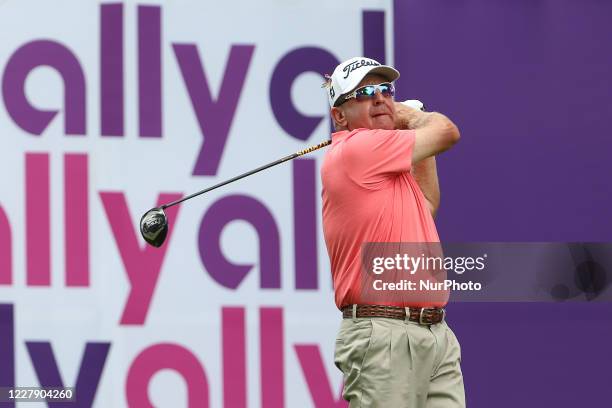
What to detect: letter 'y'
<box><xmin>173</xmin><ymin>44</ymin><xmax>254</xmax><ymax>176</ymax></box>
<box><xmin>100</xmin><ymin>192</ymin><xmax>182</xmax><ymax>325</ymax></box>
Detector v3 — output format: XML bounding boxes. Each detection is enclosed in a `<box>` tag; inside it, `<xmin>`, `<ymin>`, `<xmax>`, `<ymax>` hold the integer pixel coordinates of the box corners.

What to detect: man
<box><xmin>321</xmin><ymin>57</ymin><xmax>465</xmax><ymax>407</ymax></box>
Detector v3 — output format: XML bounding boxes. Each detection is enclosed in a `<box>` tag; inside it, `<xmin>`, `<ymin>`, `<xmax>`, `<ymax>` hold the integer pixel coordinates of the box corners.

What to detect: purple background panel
<box><xmin>393</xmin><ymin>0</ymin><xmax>612</xmax><ymax>242</ymax></box>
<box><xmin>447</xmin><ymin>303</ymin><xmax>612</xmax><ymax>407</ymax></box>
<box><xmin>393</xmin><ymin>1</ymin><xmax>612</xmax><ymax>407</ymax></box>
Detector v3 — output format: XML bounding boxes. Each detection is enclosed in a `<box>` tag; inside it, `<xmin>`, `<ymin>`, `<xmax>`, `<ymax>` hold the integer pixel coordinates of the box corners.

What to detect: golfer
<box><xmin>321</xmin><ymin>57</ymin><xmax>465</xmax><ymax>407</ymax></box>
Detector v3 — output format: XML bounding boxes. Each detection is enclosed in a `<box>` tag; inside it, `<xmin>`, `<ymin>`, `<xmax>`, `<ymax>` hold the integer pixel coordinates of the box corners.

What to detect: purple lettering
<box><xmin>26</xmin><ymin>341</ymin><xmax>110</xmax><ymax>408</ymax></box>
<box><xmin>173</xmin><ymin>43</ymin><xmax>254</xmax><ymax>175</ymax></box>
<box><xmin>362</xmin><ymin>10</ymin><xmax>387</xmax><ymax>64</ymax></box>
<box><xmin>293</xmin><ymin>159</ymin><xmax>319</xmax><ymax>289</ymax></box>
<box><xmin>0</xmin><ymin>304</ymin><xmax>15</xmax><ymax>408</ymax></box>
<box><xmin>138</xmin><ymin>5</ymin><xmax>162</xmax><ymax>138</ymax></box>
<box><xmin>198</xmin><ymin>195</ymin><xmax>280</xmax><ymax>289</ymax></box>
<box><xmin>100</xmin><ymin>4</ymin><xmax>124</xmax><ymax>137</ymax></box>
<box><xmin>2</xmin><ymin>40</ymin><xmax>86</xmax><ymax>135</ymax></box>
<box><xmin>270</xmin><ymin>47</ymin><xmax>339</xmax><ymax>141</ymax></box>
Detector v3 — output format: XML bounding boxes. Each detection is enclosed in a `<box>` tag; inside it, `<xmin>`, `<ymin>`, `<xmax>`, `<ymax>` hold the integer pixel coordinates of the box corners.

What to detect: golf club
<box><xmin>139</xmin><ymin>99</ymin><xmax>424</xmax><ymax>247</ymax></box>
<box><xmin>139</xmin><ymin>139</ymin><xmax>331</xmax><ymax>247</ymax></box>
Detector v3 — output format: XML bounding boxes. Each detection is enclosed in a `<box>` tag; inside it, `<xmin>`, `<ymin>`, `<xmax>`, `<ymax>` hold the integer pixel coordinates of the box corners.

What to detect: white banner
<box><xmin>0</xmin><ymin>0</ymin><xmax>394</xmax><ymax>407</ymax></box>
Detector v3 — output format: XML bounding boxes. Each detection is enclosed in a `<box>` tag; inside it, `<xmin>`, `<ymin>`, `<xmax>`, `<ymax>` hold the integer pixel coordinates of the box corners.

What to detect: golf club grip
<box><xmin>296</xmin><ymin>139</ymin><xmax>331</xmax><ymax>156</ymax></box>
<box><xmin>161</xmin><ymin>139</ymin><xmax>332</xmax><ymax>209</ymax></box>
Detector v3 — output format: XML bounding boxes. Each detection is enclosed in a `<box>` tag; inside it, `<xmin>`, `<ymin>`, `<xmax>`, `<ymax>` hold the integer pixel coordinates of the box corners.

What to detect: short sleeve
<box><xmin>342</xmin><ymin>129</ymin><xmax>415</xmax><ymax>187</ymax></box>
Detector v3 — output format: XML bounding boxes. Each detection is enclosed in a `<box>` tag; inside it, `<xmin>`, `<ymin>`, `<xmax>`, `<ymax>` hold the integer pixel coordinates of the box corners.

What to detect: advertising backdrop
<box><xmin>1</xmin><ymin>1</ymin><xmax>612</xmax><ymax>407</ymax></box>
<box><xmin>0</xmin><ymin>1</ymin><xmax>395</xmax><ymax>406</ymax></box>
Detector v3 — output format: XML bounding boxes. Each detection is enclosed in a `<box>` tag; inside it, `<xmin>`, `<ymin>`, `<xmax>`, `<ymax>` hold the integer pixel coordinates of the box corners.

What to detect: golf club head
<box><xmin>140</xmin><ymin>207</ymin><xmax>168</xmax><ymax>247</ymax></box>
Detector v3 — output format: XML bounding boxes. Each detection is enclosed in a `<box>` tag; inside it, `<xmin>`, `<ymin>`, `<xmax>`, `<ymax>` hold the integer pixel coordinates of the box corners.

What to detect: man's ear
<box><xmin>331</xmin><ymin>106</ymin><xmax>347</xmax><ymax>129</ymax></box>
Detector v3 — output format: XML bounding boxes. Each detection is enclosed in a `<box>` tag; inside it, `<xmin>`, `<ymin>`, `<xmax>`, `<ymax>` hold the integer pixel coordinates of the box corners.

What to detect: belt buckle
<box><xmin>419</xmin><ymin>307</ymin><xmax>436</xmax><ymax>325</ymax></box>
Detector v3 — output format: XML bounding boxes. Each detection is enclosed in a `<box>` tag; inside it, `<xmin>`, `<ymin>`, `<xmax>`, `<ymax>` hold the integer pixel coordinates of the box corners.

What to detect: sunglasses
<box><xmin>340</xmin><ymin>82</ymin><xmax>395</xmax><ymax>105</ymax></box>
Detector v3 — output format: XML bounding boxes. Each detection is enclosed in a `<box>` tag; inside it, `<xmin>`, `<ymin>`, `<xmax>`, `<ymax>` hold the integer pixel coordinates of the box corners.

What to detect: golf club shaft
<box><xmin>161</xmin><ymin>139</ymin><xmax>332</xmax><ymax>209</ymax></box>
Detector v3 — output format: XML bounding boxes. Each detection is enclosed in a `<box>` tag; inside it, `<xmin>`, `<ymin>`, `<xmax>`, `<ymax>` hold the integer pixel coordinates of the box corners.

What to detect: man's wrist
<box><xmin>406</xmin><ymin>111</ymin><xmax>434</xmax><ymax>130</ymax></box>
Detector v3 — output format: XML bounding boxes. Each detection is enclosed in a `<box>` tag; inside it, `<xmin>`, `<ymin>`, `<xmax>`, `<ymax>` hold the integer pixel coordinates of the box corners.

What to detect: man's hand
<box><xmin>394</xmin><ymin>102</ymin><xmax>433</xmax><ymax>130</ymax></box>
<box><xmin>393</xmin><ymin>101</ymin><xmax>460</xmax><ymax>164</ymax></box>
<box><xmin>394</xmin><ymin>102</ymin><xmax>420</xmax><ymax>129</ymax></box>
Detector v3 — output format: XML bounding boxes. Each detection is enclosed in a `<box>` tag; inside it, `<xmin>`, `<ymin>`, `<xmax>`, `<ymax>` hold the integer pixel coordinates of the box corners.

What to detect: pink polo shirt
<box><xmin>321</xmin><ymin>128</ymin><xmax>445</xmax><ymax>309</ymax></box>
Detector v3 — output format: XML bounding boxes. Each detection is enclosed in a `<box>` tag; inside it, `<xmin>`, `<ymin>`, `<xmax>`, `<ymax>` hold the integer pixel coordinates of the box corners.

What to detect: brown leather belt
<box><xmin>341</xmin><ymin>304</ymin><xmax>445</xmax><ymax>325</ymax></box>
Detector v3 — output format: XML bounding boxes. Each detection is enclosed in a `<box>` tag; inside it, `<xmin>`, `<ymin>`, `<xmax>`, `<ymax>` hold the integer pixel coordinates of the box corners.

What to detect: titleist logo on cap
<box><xmin>342</xmin><ymin>59</ymin><xmax>381</xmax><ymax>79</ymax></box>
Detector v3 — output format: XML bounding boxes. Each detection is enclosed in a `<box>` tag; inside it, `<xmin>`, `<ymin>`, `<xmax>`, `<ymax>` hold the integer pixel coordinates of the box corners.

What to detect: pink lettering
<box><xmin>26</xmin><ymin>153</ymin><xmax>50</xmax><ymax>286</ymax></box>
<box><xmin>64</xmin><ymin>154</ymin><xmax>89</xmax><ymax>286</ymax></box>
<box><xmin>295</xmin><ymin>344</ymin><xmax>347</xmax><ymax>407</ymax></box>
<box><xmin>0</xmin><ymin>206</ymin><xmax>11</xmax><ymax>285</ymax></box>
<box><xmin>222</xmin><ymin>307</ymin><xmax>247</xmax><ymax>407</ymax></box>
<box><xmin>99</xmin><ymin>192</ymin><xmax>182</xmax><ymax>325</ymax></box>
<box><xmin>260</xmin><ymin>307</ymin><xmax>285</xmax><ymax>407</ymax></box>
<box><xmin>126</xmin><ymin>343</ymin><xmax>209</xmax><ymax>408</ymax></box>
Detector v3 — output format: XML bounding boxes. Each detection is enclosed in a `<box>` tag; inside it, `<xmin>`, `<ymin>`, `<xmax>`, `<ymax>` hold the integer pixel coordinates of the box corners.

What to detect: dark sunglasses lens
<box><xmin>355</xmin><ymin>83</ymin><xmax>394</xmax><ymax>100</ymax></box>
<box><xmin>380</xmin><ymin>83</ymin><xmax>395</xmax><ymax>97</ymax></box>
<box><xmin>355</xmin><ymin>85</ymin><xmax>376</xmax><ymax>100</ymax></box>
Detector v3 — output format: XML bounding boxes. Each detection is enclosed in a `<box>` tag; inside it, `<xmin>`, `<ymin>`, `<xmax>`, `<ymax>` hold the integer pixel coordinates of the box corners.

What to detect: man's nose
<box><xmin>372</xmin><ymin>90</ymin><xmax>385</xmax><ymax>104</ymax></box>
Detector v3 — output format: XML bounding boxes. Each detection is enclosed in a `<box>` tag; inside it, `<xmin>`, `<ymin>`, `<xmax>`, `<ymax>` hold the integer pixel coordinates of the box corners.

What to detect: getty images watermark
<box><xmin>358</xmin><ymin>242</ymin><xmax>487</xmax><ymax>304</ymax></box>
<box><xmin>359</xmin><ymin>242</ymin><xmax>612</xmax><ymax>303</ymax></box>
<box><xmin>370</xmin><ymin>252</ymin><xmax>487</xmax><ymax>292</ymax></box>
<box><xmin>359</xmin><ymin>242</ymin><xmax>612</xmax><ymax>304</ymax></box>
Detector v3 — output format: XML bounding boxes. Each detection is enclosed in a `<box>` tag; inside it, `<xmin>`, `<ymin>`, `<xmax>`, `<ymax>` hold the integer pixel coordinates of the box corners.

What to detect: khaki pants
<box><xmin>334</xmin><ymin>317</ymin><xmax>465</xmax><ymax>408</ymax></box>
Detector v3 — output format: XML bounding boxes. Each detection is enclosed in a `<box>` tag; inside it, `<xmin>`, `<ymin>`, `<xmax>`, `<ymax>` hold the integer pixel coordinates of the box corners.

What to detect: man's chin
<box><xmin>371</xmin><ymin>115</ymin><xmax>395</xmax><ymax>130</ymax></box>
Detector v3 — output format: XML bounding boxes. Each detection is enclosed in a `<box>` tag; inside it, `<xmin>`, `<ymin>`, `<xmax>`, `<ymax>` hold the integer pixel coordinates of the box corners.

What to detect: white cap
<box><xmin>324</xmin><ymin>57</ymin><xmax>400</xmax><ymax>107</ymax></box>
